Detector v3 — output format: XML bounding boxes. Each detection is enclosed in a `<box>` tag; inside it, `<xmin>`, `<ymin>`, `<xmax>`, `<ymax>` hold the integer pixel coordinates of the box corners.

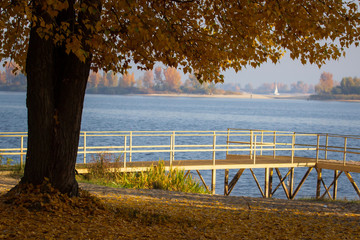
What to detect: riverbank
<box><xmin>4</xmin><ymin>89</ymin><xmax>360</xmax><ymax>102</ymax></box>
<box><xmin>143</xmin><ymin>93</ymin><xmax>311</xmax><ymax>100</ymax></box>
<box><xmin>310</xmin><ymin>94</ymin><xmax>360</xmax><ymax>102</ymax></box>
<box><xmin>1</xmin><ymin>176</ymin><xmax>359</xmax><ymax>239</ymax></box>
<box><xmin>0</xmin><ymin>90</ymin><xmax>311</xmax><ymax>100</ymax></box>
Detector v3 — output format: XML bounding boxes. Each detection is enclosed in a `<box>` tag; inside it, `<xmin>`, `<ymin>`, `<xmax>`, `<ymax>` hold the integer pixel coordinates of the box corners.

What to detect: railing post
<box><xmin>170</xmin><ymin>133</ymin><xmax>173</xmax><ymax>162</ymax></box>
<box><xmin>123</xmin><ymin>136</ymin><xmax>127</xmax><ymax>168</ymax></box>
<box><xmin>129</xmin><ymin>131</ymin><xmax>132</xmax><ymax>162</ymax></box>
<box><xmin>343</xmin><ymin>137</ymin><xmax>347</xmax><ymax>166</ymax></box>
<box><xmin>260</xmin><ymin>131</ymin><xmax>264</xmax><ymax>155</ymax></box>
<box><xmin>291</xmin><ymin>133</ymin><xmax>296</xmax><ymax>164</ymax></box>
<box><xmin>250</xmin><ymin>130</ymin><xmax>253</xmax><ymax>159</ymax></box>
<box><xmin>170</xmin><ymin>131</ymin><xmax>175</xmax><ymax>165</ymax></box>
<box><xmin>273</xmin><ymin>131</ymin><xmax>276</xmax><ymax>159</ymax></box>
<box><xmin>253</xmin><ymin>135</ymin><xmax>257</xmax><ymax>164</ymax></box>
<box><xmin>211</xmin><ymin>131</ymin><xmax>217</xmax><ymax>194</ymax></box>
<box><xmin>226</xmin><ymin>128</ymin><xmax>230</xmax><ymax>156</ymax></box>
<box><xmin>83</xmin><ymin>132</ymin><xmax>87</xmax><ymax>164</ymax></box>
<box><xmin>325</xmin><ymin>134</ymin><xmax>329</xmax><ymax>160</ymax></box>
<box><xmin>212</xmin><ymin>131</ymin><xmax>217</xmax><ymax>165</ymax></box>
<box><xmin>20</xmin><ymin>135</ymin><xmax>24</xmax><ymax>168</ymax></box>
<box><xmin>316</xmin><ymin>134</ymin><xmax>320</xmax><ymax>163</ymax></box>
<box><xmin>173</xmin><ymin>131</ymin><xmax>176</xmax><ymax>162</ymax></box>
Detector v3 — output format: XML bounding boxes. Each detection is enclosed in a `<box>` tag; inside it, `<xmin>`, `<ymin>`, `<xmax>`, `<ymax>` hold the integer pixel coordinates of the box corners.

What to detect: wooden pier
<box><xmin>1</xmin><ymin>129</ymin><xmax>360</xmax><ymax>200</ymax></box>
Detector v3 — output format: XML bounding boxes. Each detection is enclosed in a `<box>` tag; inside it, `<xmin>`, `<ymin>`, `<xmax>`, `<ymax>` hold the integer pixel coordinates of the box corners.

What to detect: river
<box><xmin>1</xmin><ymin>91</ymin><xmax>359</xmax><ymax>199</ymax></box>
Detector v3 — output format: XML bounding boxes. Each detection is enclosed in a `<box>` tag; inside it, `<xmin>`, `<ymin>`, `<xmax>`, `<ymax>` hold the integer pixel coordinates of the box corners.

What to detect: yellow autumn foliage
<box><xmin>1</xmin><ymin>1</ymin><xmax>360</xmax><ymax>82</ymax></box>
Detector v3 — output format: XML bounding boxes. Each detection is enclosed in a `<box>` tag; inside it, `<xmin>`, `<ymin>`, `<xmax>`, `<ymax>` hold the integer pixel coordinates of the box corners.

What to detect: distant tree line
<box><xmin>0</xmin><ymin>63</ymin><xmax>221</xmax><ymax>94</ymax></box>
<box><xmin>314</xmin><ymin>72</ymin><xmax>360</xmax><ymax>95</ymax></box>
<box><xmin>311</xmin><ymin>72</ymin><xmax>360</xmax><ymax>100</ymax></box>
<box><xmin>86</xmin><ymin>66</ymin><xmax>220</xmax><ymax>95</ymax></box>
<box><xmin>331</xmin><ymin>77</ymin><xmax>360</xmax><ymax>95</ymax></box>
<box><xmin>4</xmin><ymin>62</ymin><xmax>357</xmax><ymax>97</ymax></box>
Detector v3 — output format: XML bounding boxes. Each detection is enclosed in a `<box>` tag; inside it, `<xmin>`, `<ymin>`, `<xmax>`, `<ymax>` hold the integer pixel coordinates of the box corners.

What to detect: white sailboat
<box><xmin>274</xmin><ymin>83</ymin><xmax>279</xmax><ymax>95</ymax></box>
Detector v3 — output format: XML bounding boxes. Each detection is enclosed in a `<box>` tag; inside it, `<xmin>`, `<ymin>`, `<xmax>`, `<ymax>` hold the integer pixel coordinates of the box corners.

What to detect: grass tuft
<box><xmin>77</xmin><ymin>153</ymin><xmax>209</xmax><ymax>194</ymax></box>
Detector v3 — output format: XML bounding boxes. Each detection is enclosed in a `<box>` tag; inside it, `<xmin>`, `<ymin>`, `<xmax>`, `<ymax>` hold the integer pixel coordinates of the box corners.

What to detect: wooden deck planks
<box><xmin>76</xmin><ymin>154</ymin><xmax>360</xmax><ymax>174</ymax></box>
<box><xmin>316</xmin><ymin>161</ymin><xmax>360</xmax><ymax>173</ymax></box>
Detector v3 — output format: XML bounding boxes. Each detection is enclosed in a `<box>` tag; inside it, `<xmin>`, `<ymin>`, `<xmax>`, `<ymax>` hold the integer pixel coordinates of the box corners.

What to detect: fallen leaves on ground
<box><xmin>0</xmin><ymin>182</ymin><xmax>359</xmax><ymax>239</ymax></box>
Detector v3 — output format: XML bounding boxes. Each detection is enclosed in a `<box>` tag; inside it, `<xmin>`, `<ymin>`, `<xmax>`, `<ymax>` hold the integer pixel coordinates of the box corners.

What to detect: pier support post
<box><xmin>196</xmin><ymin>170</ymin><xmax>210</xmax><ymax>192</ymax></box>
<box><xmin>224</xmin><ymin>169</ymin><xmax>229</xmax><ymax>195</ymax></box>
<box><xmin>333</xmin><ymin>170</ymin><xmax>338</xmax><ymax>200</ymax></box>
<box><xmin>316</xmin><ymin>168</ymin><xmax>322</xmax><ymax>199</ymax></box>
<box><xmin>269</xmin><ymin>168</ymin><xmax>273</xmax><ymax>197</ymax></box>
<box><xmin>211</xmin><ymin>169</ymin><xmax>216</xmax><ymax>194</ymax></box>
<box><xmin>265</xmin><ymin>168</ymin><xmax>273</xmax><ymax>198</ymax></box>
<box><xmin>265</xmin><ymin>168</ymin><xmax>269</xmax><ymax>198</ymax></box>
<box><xmin>344</xmin><ymin>171</ymin><xmax>360</xmax><ymax>198</ymax></box>
<box><xmin>226</xmin><ymin>169</ymin><xmax>245</xmax><ymax>196</ymax></box>
<box><xmin>289</xmin><ymin>168</ymin><xmax>294</xmax><ymax>199</ymax></box>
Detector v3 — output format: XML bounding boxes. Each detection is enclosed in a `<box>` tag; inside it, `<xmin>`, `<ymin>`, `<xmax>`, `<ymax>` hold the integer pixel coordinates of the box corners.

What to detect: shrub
<box><xmin>81</xmin><ymin>153</ymin><xmax>209</xmax><ymax>194</ymax></box>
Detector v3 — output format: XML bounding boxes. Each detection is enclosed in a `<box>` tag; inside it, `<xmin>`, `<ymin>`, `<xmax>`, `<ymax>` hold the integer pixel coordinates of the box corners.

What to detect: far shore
<box><xmin>3</xmin><ymin>90</ymin><xmax>359</xmax><ymax>102</ymax></box>
<box><xmin>142</xmin><ymin>93</ymin><xmax>311</xmax><ymax>100</ymax></box>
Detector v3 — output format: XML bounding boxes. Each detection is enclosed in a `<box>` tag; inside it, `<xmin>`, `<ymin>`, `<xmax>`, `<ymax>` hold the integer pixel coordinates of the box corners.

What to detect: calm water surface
<box><xmin>1</xmin><ymin>91</ymin><xmax>360</xmax><ymax>199</ymax></box>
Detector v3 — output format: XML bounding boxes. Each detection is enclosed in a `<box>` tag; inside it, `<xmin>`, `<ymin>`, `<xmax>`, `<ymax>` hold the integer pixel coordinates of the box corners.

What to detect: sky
<box><xmin>220</xmin><ymin>45</ymin><xmax>360</xmax><ymax>88</ymax></box>
<box><xmin>130</xmin><ymin>44</ymin><xmax>360</xmax><ymax>88</ymax></box>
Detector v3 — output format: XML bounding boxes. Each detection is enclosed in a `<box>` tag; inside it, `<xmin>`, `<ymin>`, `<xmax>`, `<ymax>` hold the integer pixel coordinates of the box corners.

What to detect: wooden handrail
<box><xmin>0</xmin><ymin>129</ymin><xmax>359</xmax><ymax>166</ymax></box>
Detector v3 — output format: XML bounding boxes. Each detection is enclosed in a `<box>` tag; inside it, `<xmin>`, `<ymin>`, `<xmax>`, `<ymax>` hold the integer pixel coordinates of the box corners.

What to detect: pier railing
<box><xmin>1</xmin><ymin>129</ymin><xmax>359</xmax><ymax>168</ymax></box>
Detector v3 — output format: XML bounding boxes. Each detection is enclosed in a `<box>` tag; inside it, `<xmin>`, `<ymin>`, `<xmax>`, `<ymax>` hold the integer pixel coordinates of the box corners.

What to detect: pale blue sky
<box><xmin>131</xmin><ymin>45</ymin><xmax>360</xmax><ymax>88</ymax></box>
<box><xmin>221</xmin><ymin>45</ymin><xmax>360</xmax><ymax>87</ymax></box>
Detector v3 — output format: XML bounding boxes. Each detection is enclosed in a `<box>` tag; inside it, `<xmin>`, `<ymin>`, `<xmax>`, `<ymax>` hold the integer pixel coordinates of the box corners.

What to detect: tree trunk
<box><xmin>21</xmin><ymin>6</ymin><xmax>93</xmax><ymax>196</ymax></box>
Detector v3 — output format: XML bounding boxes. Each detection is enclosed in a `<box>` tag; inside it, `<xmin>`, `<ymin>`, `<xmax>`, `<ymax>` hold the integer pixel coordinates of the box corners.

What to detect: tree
<box><xmin>277</xmin><ymin>83</ymin><xmax>289</xmax><ymax>93</ymax></box>
<box><xmin>217</xmin><ymin>83</ymin><xmax>242</xmax><ymax>93</ymax></box>
<box><xmin>163</xmin><ymin>67</ymin><xmax>182</xmax><ymax>92</ymax></box>
<box><xmin>315</xmin><ymin>72</ymin><xmax>334</xmax><ymax>94</ymax></box>
<box><xmin>290</xmin><ymin>81</ymin><xmax>310</xmax><ymax>93</ymax></box>
<box><xmin>189</xmin><ymin>74</ymin><xmax>205</xmax><ymax>93</ymax></box>
<box><xmin>88</xmin><ymin>71</ymin><xmax>102</xmax><ymax>88</ymax></box>
<box><xmin>105</xmin><ymin>71</ymin><xmax>118</xmax><ymax>87</ymax></box>
<box><xmin>0</xmin><ymin>71</ymin><xmax>6</xmax><ymax>85</ymax></box>
<box><xmin>1</xmin><ymin>1</ymin><xmax>360</xmax><ymax>196</ymax></box>
<box><xmin>255</xmin><ymin>83</ymin><xmax>273</xmax><ymax>94</ymax></box>
<box><xmin>136</xmin><ymin>77</ymin><xmax>143</xmax><ymax>89</ymax></box>
<box><xmin>142</xmin><ymin>70</ymin><xmax>154</xmax><ymax>89</ymax></box>
<box><xmin>244</xmin><ymin>83</ymin><xmax>254</xmax><ymax>93</ymax></box>
<box><xmin>154</xmin><ymin>67</ymin><xmax>164</xmax><ymax>90</ymax></box>
<box><xmin>340</xmin><ymin>77</ymin><xmax>360</xmax><ymax>94</ymax></box>
<box><xmin>101</xmin><ymin>72</ymin><xmax>110</xmax><ymax>87</ymax></box>
<box><xmin>119</xmin><ymin>72</ymin><xmax>135</xmax><ymax>88</ymax></box>
<box><xmin>202</xmin><ymin>82</ymin><xmax>217</xmax><ymax>94</ymax></box>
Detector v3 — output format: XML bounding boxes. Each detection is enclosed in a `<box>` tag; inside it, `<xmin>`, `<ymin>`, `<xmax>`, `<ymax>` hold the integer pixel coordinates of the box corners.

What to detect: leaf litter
<box><xmin>0</xmin><ymin>180</ymin><xmax>359</xmax><ymax>239</ymax></box>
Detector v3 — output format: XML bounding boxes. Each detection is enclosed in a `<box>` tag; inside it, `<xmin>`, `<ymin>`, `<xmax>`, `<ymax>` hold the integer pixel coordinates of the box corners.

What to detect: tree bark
<box><xmin>21</xmin><ymin>2</ymin><xmax>97</xmax><ymax>196</ymax></box>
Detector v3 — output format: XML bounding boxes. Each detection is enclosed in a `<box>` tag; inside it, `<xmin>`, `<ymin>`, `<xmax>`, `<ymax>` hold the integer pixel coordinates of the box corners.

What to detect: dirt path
<box><xmin>1</xmin><ymin>176</ymin><xmax>359</xmax><ymax>216</ymax></box>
